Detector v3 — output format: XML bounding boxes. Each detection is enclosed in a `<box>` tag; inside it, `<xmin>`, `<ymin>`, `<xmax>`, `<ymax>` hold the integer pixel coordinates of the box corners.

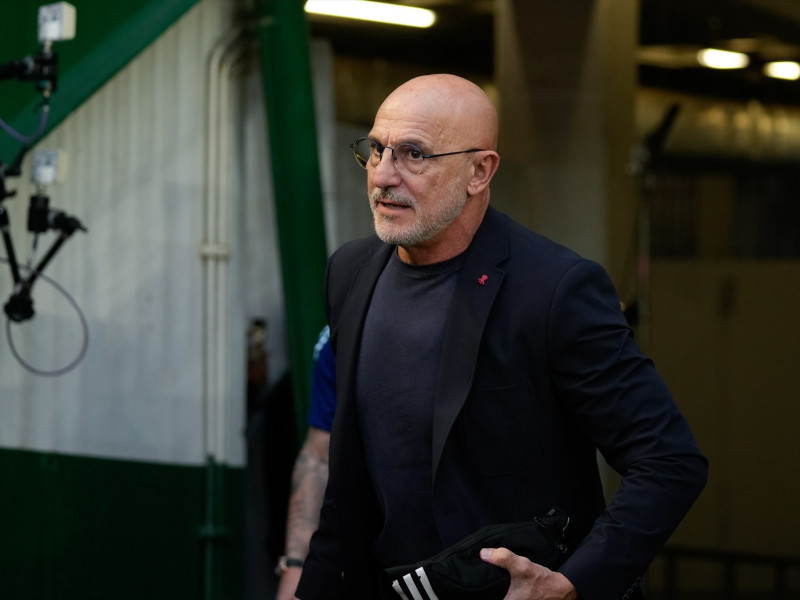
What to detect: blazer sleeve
<box><xmin>296</xmin><ymin>257</ymin><xmax>344</xmax><ymax>600</ymax></box>
<box><xmin>547</xmin><ymin>259</ymin><xmax>708</xmax><ymax>600</ymax></box>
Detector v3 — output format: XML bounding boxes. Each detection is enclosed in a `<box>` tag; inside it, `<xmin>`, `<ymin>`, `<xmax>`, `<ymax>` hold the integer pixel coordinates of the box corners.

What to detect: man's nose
<box><xmin>371</xmin><ymin>147</ymin><xmax>401</xmax><ymax>186</ymax></box>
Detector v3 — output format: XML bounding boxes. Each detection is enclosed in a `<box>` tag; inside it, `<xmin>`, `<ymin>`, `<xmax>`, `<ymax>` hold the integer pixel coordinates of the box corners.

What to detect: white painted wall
<box><xmin>0</xmin><ymin>0</ymin><xmax>351</xmax><ymax>468</ymax></box>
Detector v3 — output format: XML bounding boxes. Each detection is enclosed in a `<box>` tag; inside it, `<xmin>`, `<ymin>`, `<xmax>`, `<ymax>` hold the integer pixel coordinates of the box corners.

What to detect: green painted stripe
<box><xmin>256</xmin><ymin>0</ymin><xmax>329</xmax><ymax>442</ymax></box>
<box><xmin>0</xmin><ymin>447</ymin><xmax>243</xmax><ymax>599</ymax></box>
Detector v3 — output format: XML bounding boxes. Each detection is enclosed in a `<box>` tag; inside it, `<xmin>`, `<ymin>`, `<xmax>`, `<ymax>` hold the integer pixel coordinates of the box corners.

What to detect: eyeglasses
<box><xmin>349</xmin><ymin>137</ymin><xmax>483</xmax><ymax>175</ymax></box>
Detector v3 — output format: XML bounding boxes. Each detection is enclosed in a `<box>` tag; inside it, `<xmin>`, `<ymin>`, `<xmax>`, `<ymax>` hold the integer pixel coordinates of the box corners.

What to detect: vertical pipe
<box><xmin>255</xmin><ymin>0</ymin><xmax>328</xmax><ymax>439</ymax></box>
<box><xmin>774</xmin><ymin>565</ymin><xmax>786</xmax><ymax>600</ymax></box>
<box><xmin>722</xmin><ymin>558</ymin><xmax>737</xmax><ymax>599</ymax></box>
<box><xmin>663</xmin><ymin>554</ymin><xmax>676</xmax><ymax>600</ymax></box>
<box><xmin>201</xmin><ymin>26</ymin><xmax>244</xmax><ymax>600</ymax></box>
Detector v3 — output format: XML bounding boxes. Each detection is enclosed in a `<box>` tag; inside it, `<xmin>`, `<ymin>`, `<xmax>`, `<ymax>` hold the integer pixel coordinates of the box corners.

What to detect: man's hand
<box><xmin>480</xmin><ymin>547</ymin><xmax>578</xmax><ymax>600</ymax></box>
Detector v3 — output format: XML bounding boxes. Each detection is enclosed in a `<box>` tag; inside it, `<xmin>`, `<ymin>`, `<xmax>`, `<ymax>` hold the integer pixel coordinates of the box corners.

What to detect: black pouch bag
<box><xmin>381</xmin><ymin>508</ymin><xmax>570</xmax><ymax>600</ymax></box>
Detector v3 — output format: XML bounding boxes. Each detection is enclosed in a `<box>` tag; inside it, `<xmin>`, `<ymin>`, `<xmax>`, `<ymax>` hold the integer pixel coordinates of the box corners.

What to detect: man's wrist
<box><xmin>554</xmin><ymin>571</ymin><xmax>578</xmax><ymax>600</ymax></box>
<box><xmin>275</xmin><ymin>555</ymin><xmax>304</xmax><ymax>575</ymax></box>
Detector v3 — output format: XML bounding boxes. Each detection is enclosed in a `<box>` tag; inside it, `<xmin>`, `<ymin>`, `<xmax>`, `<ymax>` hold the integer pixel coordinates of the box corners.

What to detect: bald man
<box><xmin>296</xmin><ymin>74</ymin><xmax>707</xmax><ymax>600</ymax></box>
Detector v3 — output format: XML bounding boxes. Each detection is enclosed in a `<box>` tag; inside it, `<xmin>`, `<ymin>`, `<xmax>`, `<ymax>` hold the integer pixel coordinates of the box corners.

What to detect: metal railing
<box><xmin>649</xmin><ymin>546</ymin><xmax>800</xmax><ymax>600</ymax></box>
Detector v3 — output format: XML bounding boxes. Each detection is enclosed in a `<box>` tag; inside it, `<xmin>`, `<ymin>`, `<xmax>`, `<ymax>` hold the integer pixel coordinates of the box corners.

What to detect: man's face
<box><xmin>366</xmin><ymin>105</ymin><xmax>471</xmax><ymax>249</ymax></box>
<box><xmin>368</xmin><ymin>165</ymin><xmax>468</xmax><ymax>248</ymax></box>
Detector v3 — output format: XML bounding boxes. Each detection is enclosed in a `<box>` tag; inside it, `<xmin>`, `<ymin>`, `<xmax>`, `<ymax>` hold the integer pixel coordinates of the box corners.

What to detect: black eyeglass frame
<box><xmin>349</xmin><ymin>137</ymin><xmax>484</xmax><ymax>173</ymax></box>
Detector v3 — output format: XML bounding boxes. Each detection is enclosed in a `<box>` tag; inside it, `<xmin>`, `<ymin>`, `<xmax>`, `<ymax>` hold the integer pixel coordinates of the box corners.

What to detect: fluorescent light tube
<box><xmin>304</xmin><ymin>0</ymin><xmax>436</xmax><ymax>28</ymax></box>
<box><xmin>697</xmin><ymin>48</ymin><xmax>749</xmax><ymax>69</ymax></box>
<box><xmin>764</xmin><ymin>61</ymin><xmax>800</xmax><ymax>81</ymax></box>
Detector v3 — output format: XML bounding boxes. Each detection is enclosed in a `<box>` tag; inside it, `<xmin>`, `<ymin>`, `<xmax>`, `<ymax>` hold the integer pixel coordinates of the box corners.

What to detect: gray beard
<box><xmin>370</xmin><ymin>184</ymin><xmax>467</xmax><ymax>247</ymax></box>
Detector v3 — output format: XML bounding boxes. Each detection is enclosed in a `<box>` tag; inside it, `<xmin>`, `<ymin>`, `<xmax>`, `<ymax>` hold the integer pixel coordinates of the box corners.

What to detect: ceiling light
<box><xmin>763</xmin><ymin>61</ymin><xmax>800</xmax><ymax>81</ymax></box>
<box><xmin>696</xmin><ymin>48</ymin><xmax>750</xmax><ymax>70</ymax></box>
<box><xmin>304</xmin><ymin>0</ymin><xmax>436</xmax><ymax>28</ymax></box>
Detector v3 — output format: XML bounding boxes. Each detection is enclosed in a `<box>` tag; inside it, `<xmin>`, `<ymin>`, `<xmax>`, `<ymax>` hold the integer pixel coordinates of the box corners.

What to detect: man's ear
<box><xmin>467</xmin><ymin>151</ymin><xmax>500</xmax><ymax>196</ymax></box>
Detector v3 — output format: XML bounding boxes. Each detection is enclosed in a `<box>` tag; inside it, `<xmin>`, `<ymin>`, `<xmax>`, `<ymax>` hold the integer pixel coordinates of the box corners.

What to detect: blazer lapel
<box><xmin>328</xmin><ymin>239</ymin><xmax>393</xmax><ymax>501</ymax></box>
<box><xmin>432</xmin><ymin>208</ymin><xmax>509</xmax><ymax>482</ymax></box>
<box><xmin>335</xmin><ymin>241</ymin><xmax>394</xmax><ymax>406</ymax></box>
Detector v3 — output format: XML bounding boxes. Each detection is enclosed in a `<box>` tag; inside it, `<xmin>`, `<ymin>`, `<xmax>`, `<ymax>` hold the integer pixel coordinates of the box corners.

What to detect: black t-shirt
<box><xmin>356</xmin><ymin>249</ymin><xmax>465</xmax><ymax>567</ymax></box>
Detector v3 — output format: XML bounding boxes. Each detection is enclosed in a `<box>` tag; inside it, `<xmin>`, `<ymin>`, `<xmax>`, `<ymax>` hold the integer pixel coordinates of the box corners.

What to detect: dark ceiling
<box><xmin>307</xmin><ymin>0</ymin><xmax>494</xmax><ymax>75</ymax></box>
<box><xmin>307</xmin><ymin>0</ymin><xmax>800</xmax><ymax>105</ymax></box>
<box><xmin>640</xmin><ymin>0</ymin><xmax>800</xmax><ymax>104</ymax></box>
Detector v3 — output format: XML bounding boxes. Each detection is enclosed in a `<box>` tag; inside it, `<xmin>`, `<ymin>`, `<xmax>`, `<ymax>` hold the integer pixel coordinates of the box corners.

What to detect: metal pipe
<box><xmin>200</xmin><ymin>25</ymin><xmax>245</xmax><ymax>600</ymax></box>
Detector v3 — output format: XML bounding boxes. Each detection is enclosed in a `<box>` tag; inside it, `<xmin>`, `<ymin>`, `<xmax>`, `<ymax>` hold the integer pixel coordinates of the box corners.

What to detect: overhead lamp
<box><xmin>304</xmin><ymin>0</ymin><xmax>436</xmax><ymax>28</ymax></box>
<box><xmin>763</xmin><ymin>61</ymin><xmax>800</xmax><ymax>81</ymax></box>
<box><xmin>696</xmin><ymin>48</ymin><xmax>750</xmax><ymax>70</ymax></box>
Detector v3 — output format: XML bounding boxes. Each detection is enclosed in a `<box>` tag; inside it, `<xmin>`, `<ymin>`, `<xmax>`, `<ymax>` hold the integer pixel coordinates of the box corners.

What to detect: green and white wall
<box><xmin>0</xmin><ymin>1</ymin><xmax>339</xmax><ymax>598</ymax></box>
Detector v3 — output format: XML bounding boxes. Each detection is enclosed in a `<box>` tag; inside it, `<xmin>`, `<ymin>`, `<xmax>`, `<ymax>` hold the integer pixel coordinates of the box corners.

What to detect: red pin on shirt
<box><xmin>477</xmin><ymin>274</ymin><xmax>488</xmax><ymax>286</ymax></box>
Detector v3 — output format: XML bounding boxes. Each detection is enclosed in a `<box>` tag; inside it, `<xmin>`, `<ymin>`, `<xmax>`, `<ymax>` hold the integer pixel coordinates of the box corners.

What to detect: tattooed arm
<box><xmin>275</xmin><ymin>426</ymin><xmax>331</xmax><ymax>600</ymax></box>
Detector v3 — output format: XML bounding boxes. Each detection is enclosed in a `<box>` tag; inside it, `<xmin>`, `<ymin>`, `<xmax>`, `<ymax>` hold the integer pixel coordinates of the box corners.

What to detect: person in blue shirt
<box><xmin>275</xmin><ymin>326</ymin><xmax>336</xmax><ymax>600</ymax></box>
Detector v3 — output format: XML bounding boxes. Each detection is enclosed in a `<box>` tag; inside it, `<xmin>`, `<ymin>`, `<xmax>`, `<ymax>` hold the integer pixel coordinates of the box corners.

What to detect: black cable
<box><xmin>1</xmin><ymin>255</ymin><xmax>89</xmax><ymax>376</ymax></box>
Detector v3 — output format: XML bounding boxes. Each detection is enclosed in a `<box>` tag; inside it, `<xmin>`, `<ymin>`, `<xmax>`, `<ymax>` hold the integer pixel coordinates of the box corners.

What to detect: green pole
<box><xmin>255</xmin><ymin>0</ymin><xmax>328</xmax><ymax>440</ymax></box>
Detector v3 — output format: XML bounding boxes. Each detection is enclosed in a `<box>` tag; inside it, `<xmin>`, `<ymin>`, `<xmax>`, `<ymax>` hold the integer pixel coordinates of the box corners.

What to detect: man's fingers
<box><xmin>481</xmin><ymin>549</ymin><xmax>578</xmax><ymax>600</ymax></box>
<box><xmin>480</xmin><ymin>547</ymin><xmax>520</xmax><ymax>568</ymax></box>
<box><xmin>481</xmin><ymin>547</ymin><xmax>548</xmax><ymax>578</ymax></box>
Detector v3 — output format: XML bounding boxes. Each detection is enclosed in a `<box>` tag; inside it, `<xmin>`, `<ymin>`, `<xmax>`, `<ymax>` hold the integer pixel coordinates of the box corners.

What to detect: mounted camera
<box><xmin>3</xmin><ymin>147</ymin><xmax>86</xmax><ymax>322</ymax></box>
<box><xmin>0</xmin><ymin>2</ymin><xmax>75</xmax><ymax>93</ymax></box>
<box><xmin>28</xmin><ymin>148</ymin><xmax>83</xmax><ymax>235</ymax></box>
<box><xmin>0</xmin><ymin>4</ymin><xmax>84</xmax><ymax>325</ymax></box>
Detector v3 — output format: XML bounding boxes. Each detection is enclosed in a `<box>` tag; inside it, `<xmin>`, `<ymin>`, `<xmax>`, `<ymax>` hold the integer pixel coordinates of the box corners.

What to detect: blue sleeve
<box><xmin>307</xmin><ymin>326</ymin><xmax>337</xmax><ymax>432</ymax></box>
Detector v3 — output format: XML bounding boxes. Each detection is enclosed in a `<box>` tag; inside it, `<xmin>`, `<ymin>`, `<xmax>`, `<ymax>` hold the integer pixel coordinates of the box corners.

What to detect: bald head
<box><xmin>377</xmin><ymin>74</ymin><xmax>498</xmax><ymax>151</ymax></box>
<box><xmin>366</xmin><ymin>74</ymin><xmax>501</xmax><ymax>264</ymax></box>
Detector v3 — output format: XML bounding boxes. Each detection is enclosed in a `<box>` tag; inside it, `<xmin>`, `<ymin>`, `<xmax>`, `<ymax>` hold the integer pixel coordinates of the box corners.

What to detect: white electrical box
<box><xmin>38</xmin><ymin>2</ymin><xmax>76</xmax><ymax>44</ymax></box>
<box><xmin>31</xmin><ymin>149</ymin><xmax>68</xmax><ymax>186</ymax></box>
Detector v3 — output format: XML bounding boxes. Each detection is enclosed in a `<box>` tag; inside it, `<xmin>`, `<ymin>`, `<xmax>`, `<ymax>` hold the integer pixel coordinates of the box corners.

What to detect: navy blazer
<box><xmin>298</xmin><ymin>207</ymin><xmax>707</xmax><ymax>600</ymax></box>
